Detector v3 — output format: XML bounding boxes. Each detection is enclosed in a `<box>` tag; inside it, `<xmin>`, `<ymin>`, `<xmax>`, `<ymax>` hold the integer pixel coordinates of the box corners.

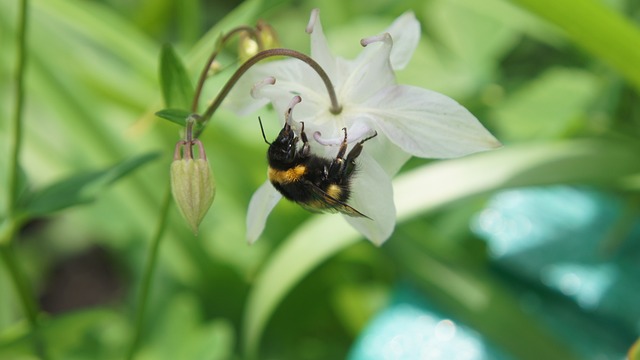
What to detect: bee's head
<box><xmin>268</xmin><ymin>123</ymin><xmax>297</xmax><ymax>164</ymax></box>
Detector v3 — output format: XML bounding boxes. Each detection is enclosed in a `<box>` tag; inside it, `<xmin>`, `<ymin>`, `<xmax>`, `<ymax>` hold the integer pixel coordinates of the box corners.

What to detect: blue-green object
<box><xmin>348</xmin><ymin>287</ymin><xmax>508</xmax><ymax>360</ymax></box>
<box><xmin>351</xmin><ymin>186</ymin><xmax>639</xmax><ymax>359</ymax></box>
<box><xmin>472</xmin><ymin>186</ymin><xmax>640</xmax><ymax>358</ymax></box>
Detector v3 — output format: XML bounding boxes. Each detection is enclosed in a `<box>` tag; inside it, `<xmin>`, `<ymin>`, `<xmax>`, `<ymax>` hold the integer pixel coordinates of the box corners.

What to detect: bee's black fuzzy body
<box><xmin>264</xmin><ymin>121</ymin><xmax>376</xmax><ymax>217</ymax></box>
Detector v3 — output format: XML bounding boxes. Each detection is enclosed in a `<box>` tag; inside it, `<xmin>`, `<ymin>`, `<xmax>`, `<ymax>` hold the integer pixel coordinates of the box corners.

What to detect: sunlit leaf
<box><xmin>159</xmin><ymin>44</ymin><xmax>194</xmax><ymax>109</ymax></box>
<box><xmin>509</xmin><ymin>0</ymin><xmax>640</xmax><ymax>93</ymax></box>
<box><xmin>21</xmin><ymin>152</ymin><xmax>159</xmax><ymax>217</ymax></box>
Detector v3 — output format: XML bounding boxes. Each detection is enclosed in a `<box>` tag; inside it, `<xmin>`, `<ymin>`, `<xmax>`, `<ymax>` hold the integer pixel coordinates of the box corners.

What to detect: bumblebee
<box><xmin>259</xmin><ymin>114</ymin><xmax>377</xmax><ymax>218</ymax></box>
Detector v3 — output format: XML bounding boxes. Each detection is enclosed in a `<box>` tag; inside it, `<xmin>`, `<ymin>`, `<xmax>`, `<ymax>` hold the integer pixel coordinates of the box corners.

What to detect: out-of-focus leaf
<box><xmin>630</xmin><ymin>338</ymin><xmax>640</xmax><ymax>360</ymax></box>
<box><xmin>159</xmin><ymin>44</ymin><xmax>194</xmax><ymax>109</ymax></box>
<box><xmin>509</xmin><ymin>0</ymin><xmax>640</xmax><ymax>93</ymax></box>
<box><xmin>155</xmin><ymin>108</ymin><xmax>193</xmax><ymax>127</ymax></box>
<box><xmin>21</xmin><ymin>152</ymin><xmax>159</xmax><ymax>217</ymax></box>
<box><xmin>243</xmin><ymin>138</ymin><xmax>640</xmax><ymax>357</ymax></box>
<box><xmin>243</xmin><ymin>216</ymin><xmax>360</xmax><ymax>357</ymax></box>
<box><xmin>0</xmin><ymin>308</ymin><xmax>128</xmax><ymax>360</ymax></box>
<box><xmin>141</xmin><ymin>294</ymin><xmax>234</xmax><ymax>360</ymax></box>
<box><xmin>492</xmin><ymin>68</ymin><xmax>600</xmax><ymax>141</ymax></box>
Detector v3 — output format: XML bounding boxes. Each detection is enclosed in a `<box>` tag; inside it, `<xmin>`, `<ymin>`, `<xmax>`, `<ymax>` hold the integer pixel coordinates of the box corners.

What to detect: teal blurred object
<box><xmin>350</xmin><ymin>186</ymin><xmax>639</xmax><ymax>359</ymax></box>
<box><xmin>348</xmin><ymin>286</ymin><xmax>509</xmax><ymax>360</ymax></box>
<box><xmin>471</xmin><ymin>186</ymin><xmax>640</xmax><ymax>358</ymax></box>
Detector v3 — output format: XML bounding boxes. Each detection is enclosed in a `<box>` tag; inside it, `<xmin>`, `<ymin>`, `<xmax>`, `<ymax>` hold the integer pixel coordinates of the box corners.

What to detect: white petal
<box><xmin>385</xmin><ymin>12</ymin><xmax>421</xmax><ymax>70</ymax></box>
<box><xmin>364</xmin><ymin>133</ymin><xmax>412</xmax><ymax>176</ymax></box>
<box><xmin>307</xmin><ymin>9</ymin><xmax>337</xmax><ymax>79</ymax></box>
<box><xmin>343</xmin><ymin>153</ymin><xmax>396</xmax><ymax>246</ymax></box>
<box><xmin>225</xmin><ymin>57</ymin><xmax>329</xmax><ymax>119</ymax></box>
<box><xmin>246</xmin><ymin>180</ymin><xmax>282</xmax><ymax>244</ymax></box>
<box><xmin>343</xmin><ymin>33</ymin><xmax>396</xmax><ymax>104</ymax></box>
<box><xmin>363</xmin><ymin>85</ymin><xmax>501</xmax><ymax>159</ymax></box>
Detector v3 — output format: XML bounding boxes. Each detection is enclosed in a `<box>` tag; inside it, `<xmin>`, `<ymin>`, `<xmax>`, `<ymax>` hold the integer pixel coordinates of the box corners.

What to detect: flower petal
<box><xmin>362</xmin><ymin>132</ymin><xmax>412</xmax><ymax>176</ymax></box>
<box><xmin>342</xmin><ymin>33</ymin><xmax>396</xmax><ymax>104</ymax></box>
<box><xmin>385</xmin><ymin>11</ymin><xmax>421</xmax><ymax>70</ymax></box>
<box><xmin>343</xmin><ymin>153</ymin><xmax>396</xmax><ymax>246</ymax></box>
<box><xmin>307</xmin><ymin>9</ymin><xmax>337</xmax><ymax>79</ymax></box>
<box><xmin>362</xmin><ymin>85</ymin><xmax>501</xmax><ymax>158</ymax></box>
<box><xmin>246</xmin><ymin>179</ymin><xmax>282</xmax><ymax>244</ymax></box>
<box><xmin>225</xmin><ymin>57</ymin><xmax>329</xmax><ymax>119</ymax></box>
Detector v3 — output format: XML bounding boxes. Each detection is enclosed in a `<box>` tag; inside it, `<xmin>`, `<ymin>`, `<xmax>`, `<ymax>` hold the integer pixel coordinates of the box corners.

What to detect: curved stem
<box><xmin>191</xmin><ymin>26</ymin><xmax>262</xmax><ymax>113</ymax></box>
<box><xmin>196</xmin><ymin>48</ymin><xmax>341</xmax><ymax>138</ymax></box>
<box><xmin>126</xmin><ymin>186</ymin><xmax>172</xmax><ymax>360</ymax></box>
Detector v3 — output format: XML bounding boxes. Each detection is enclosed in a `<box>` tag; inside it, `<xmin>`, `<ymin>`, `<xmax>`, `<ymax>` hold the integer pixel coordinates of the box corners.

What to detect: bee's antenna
<box><xmin>258</xmin><ymin>117</ymin><xmax>271</xmax><ymax>145</ymax></box>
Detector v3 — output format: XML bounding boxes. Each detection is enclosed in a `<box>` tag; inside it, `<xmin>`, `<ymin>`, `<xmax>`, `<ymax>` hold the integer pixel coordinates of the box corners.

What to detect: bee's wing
<box><xmin>298</xmin><ymin>180</ymin><xmax>370</xmax><ymax>219</ymax></box>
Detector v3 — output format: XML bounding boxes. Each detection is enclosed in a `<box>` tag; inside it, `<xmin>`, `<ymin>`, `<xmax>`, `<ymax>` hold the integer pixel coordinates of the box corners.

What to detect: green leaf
<box><xmin>159</xmin><ymin>44</ymin><xmax>194</xmax><ymax>109</ymax></box>
<box><xmin>243</xmin><ymin>216</ymin><xmax>361</xmax><ymax>357</ymax></box>
<box><xmin>509</xmin><ymin>0</ymin><xmax>640</xmax><ymax>94</ymax></box>
<box><xmin>630</xmin><ymin>338</ymin><xmax>640</xmax><ymax>360</ymax></box>
<box><xmin>492</xmin><ymin>68</ymin><xmax>600</xmax><ymax>141</ymax></box>
<box><xmin>145</xmin><ymin>294</ymin><xmax>234</xmax><ymax>360</ymax></box>
<box><xmin>21</xmin><ymin>152</ymin><xmax>159</xmax><ymax>218</ymax></box>
<box><xmin>243</xmin><ymin>138</ymin><xmax>640</xmax><ymax>356</ymax></box>
<box><xmin>155</xmin><ymin>108</ymin><xmax>193</xmax><ymax>127</ymax></box>
<box><xmin>0</xmin><ymin>308</ymin><xmax>128</xmax><ymax>360</ymax></box>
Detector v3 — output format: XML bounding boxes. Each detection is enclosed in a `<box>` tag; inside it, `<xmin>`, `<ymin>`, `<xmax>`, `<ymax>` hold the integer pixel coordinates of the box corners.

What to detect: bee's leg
<box><xmin>335</xmin><ymin>127</ymin><xmax>349</xmax><ymax>161</ymax></box>
<box><xmin>327</xmin><ymin>128</ymin><xmax>349</xmax><ymax>176</ymax></box>
<box><xmin>299</xmin><ymin>122</ymin><xmax>310</xmax><ymax>157</ymax></box>
<box><xmin>344</xmin><ymin>131</ymin><xmax>378</xmax><ymax>175</ymax></box>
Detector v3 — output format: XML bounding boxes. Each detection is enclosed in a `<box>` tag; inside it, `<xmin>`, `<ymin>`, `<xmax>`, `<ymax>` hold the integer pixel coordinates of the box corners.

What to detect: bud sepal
<box><xmin>170</xmin><ymin>139</ymin><xmax>215</xmax><ymax>234</ymax></box>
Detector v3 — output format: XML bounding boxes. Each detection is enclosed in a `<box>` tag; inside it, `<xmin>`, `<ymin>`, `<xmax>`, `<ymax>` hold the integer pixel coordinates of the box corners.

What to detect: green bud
<box><xmin>171</xmin><ymin>140</ymin><xmax>215</xmax><ymax>234</ymax></box>
<box><xmin>238</xmin><ymin>20</ymin><xmax>281</xmax><ymax>63</ymax></box>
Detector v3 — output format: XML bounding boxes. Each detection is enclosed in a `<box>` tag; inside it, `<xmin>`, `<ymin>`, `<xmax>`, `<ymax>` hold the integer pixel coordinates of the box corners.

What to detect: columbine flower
<box><xmin>229</xmin><ymin>9</ymin><xmax>501</xmax><ymax>245</ymax></box>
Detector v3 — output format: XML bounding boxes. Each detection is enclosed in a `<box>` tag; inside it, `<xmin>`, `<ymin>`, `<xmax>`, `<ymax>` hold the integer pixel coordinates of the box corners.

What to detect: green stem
<box><xmin>126</xmin><ymin>185</ymin><xmax>172</xmax><ymax>360</ymax></box>
<box><xmin>2</xmin><ymin>0</ymin><xmax>48</xmax><ymax>358</ymax></box>
<box><xmin>191</xmin><ymin>26</ymin><xmax>262</xmax><ymax>113</ymax></box>
<box><xmin>8</xmin><ymin>0</ymin><xmax>28</xmax><ymax>216</ymax></box>
<box><xmin>0</xmin><ymin>240</ymin><xmax>48</xmax><ymax>359</ymax></box>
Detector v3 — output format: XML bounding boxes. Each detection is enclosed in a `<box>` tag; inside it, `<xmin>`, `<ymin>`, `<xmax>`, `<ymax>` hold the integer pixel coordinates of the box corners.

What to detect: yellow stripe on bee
<box><xmin>268</xmin><ymin>165</ymin><xmax>307</xmax><ymax>183</ymax></box>
<box><xmin>326</xmin><ymin>184</ymin><xmax>342</xmax><ymax>199</ymax></box>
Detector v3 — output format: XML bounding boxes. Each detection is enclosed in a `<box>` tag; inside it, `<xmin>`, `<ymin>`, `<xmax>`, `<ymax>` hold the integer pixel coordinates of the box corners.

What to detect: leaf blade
<box><xmin>159</xmin><ymin>44</ymin><xmax>194</xmax><ymax>109</ymax></box>
<box><xmin>21</xmin><ymin>152</ymin><xmax>160</xmax><ymax>218</ymax></box>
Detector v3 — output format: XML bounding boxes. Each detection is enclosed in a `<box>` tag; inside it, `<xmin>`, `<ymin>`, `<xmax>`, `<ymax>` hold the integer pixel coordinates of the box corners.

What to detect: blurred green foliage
<box><xmin>1</xmin><ymin>0</ymin><xmax>639</xmax><ymax>359</ymax></box>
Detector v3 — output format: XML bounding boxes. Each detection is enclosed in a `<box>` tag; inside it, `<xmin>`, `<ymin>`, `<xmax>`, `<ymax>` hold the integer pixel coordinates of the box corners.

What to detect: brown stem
<box><xmin>196</xmin><ymin>48</ymin><xmax>341</xmax><ymax>138</ymax></box>
<box><xmin>191</xmin><ymin>26</ymin><xmax>263</xmax><ymax>113</ymax></box>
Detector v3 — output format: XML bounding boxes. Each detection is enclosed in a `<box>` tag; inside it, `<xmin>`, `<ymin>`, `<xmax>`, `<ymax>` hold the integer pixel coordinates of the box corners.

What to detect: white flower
<box><xmin>229</xmin><ymin>9</ymin><xmax>501</xmax><ymax>246</ymax></box>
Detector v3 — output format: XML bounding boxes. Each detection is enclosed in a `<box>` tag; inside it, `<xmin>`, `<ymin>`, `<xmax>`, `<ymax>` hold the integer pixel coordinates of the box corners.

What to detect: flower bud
<box><xmin>256</xmin><ymin>20</ymin><xmax>280</xmax><ymax>50</ymax></box>
<box><xmin>170</xmin><ymin>140</ymin><xmax>215</xmax><ymax>234</ymax></box>
<box><xmin>238</xmin><ymin>20</ymin><xmax>281</xmax><ymax>63</ymax></box>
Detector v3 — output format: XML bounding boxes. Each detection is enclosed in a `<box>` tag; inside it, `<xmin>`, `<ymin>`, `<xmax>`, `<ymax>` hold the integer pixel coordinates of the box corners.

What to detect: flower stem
<box><xmin>2</xmin><ymin>0</ymin><xmax>48</xmax><ymax>358</ymax></box>
<box><xmin>0</xmin><ymin>241</ymin><xmax>49</xmax><ymax>359</ymax></box>
<box><xmin>8</xmin><ymin>0</ymin><xmax>28</xmax><ymax>217</ymax></box>
<box><xmin>126</xmin><ymin>185</ymin><xmax>172</xmax><ymax>360</ymax></box>
<box><xmin>191</xmin><ymin>26</ymin><xmax>263</xmax><ymax>113</ymax></box>
<box><xmin>196</xmin><ymin>48</ymin><xmax>341</xmax><ymax>138</ymax></box>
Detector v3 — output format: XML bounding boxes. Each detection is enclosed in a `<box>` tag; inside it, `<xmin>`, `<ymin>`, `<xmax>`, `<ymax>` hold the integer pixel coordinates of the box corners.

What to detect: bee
<box><xmin>259</xmin><ymin>112</ymin><xmax>377</xmax><ymax>218</ymax></box>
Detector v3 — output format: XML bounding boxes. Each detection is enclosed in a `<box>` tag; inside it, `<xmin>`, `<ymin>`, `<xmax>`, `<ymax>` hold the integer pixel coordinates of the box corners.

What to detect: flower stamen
<box><xmin>251</xmin><ymin>76</ymin><xmax>276</xmax><ymax>99</ymax></box>
<box><xmin>360</xmin><ymin>33</ymin><xmax>392</xmax><ymax>47</ymax></box>
<box><xmin>285</xmin><ymin>95</ymin><xmax>302</xmax><ymax>126</ymax></box>
<box><xmin>305</xmin><ymin>9</ymin><xmax>320</xmax><ymax>34</ymax></box>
